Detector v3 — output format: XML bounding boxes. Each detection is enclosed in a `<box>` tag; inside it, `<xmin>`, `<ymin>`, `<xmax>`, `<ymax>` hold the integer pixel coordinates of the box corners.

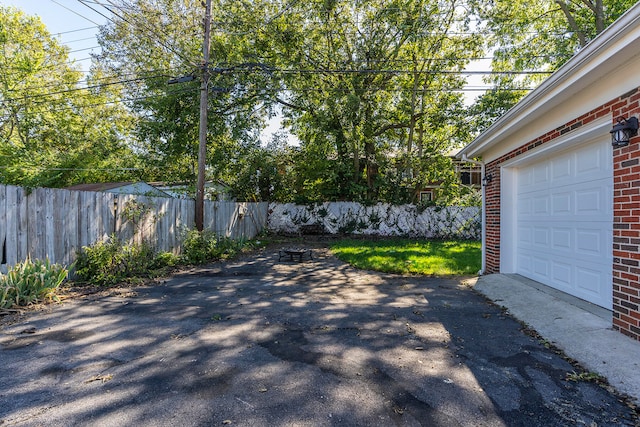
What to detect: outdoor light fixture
<box><xmin>482</xmin><ymin>173</ymin><xmax>493</xmax><ymax>186</ymax></box>
<box><xmin>610</xmin><ymin>116</ymin><xmax>639</xmax><ymax>147</ymax></box>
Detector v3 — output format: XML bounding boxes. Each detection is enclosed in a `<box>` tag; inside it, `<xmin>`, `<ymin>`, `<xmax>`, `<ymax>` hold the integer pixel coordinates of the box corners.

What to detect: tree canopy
<box><xmin>468</xmin><ymin>0</ymin><xmax>637</xmax><ymax>134</ymax></box>
<box><xmin>2</xmin><ymin>0</ymin><xmax>637</xmax><ymax>202</ymax></box>
<box><xmin>0</xmin><ymin>6</ymin><xmax>139</xmax><ymax>188</ymax></box>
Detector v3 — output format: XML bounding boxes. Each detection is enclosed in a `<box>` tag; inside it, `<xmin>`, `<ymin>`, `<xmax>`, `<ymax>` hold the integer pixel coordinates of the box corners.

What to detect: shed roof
<box><xmin>65</xmin><ymin>182</ymin><xmax>135</xmax><ymax>192</ymax></box>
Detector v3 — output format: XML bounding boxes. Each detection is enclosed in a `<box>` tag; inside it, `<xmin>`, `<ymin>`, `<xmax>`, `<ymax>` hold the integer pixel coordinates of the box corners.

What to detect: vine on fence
<box><xmin>268</xmin><ymin>202</ymin><xmax>481</xmax><ymax>239</ymax></box>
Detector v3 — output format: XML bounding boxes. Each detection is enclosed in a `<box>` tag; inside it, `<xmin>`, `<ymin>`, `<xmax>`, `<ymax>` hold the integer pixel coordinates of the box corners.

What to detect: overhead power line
<box><xmin>50</xmin><ymin>0</ymin><xmax>102</xmax><ymax>26</ymax></box>
<box><xmin>82</xmin><ymin>0</ymin><xmax>198</xmax><ymax>67</ymax></box>
<box><xmin>51</xmin><ymin>26</ymin><xmax>100</xmax><ymax>36</ymax></box>
<box><xmin>0</xmin><ymin>65</ymin><xmax>543</xmax><ymax>104</ymax></box>
<box><xmin>0</xmin><ymin>73</ymin><xmax>178</xmax><ymax>105</ymax></box>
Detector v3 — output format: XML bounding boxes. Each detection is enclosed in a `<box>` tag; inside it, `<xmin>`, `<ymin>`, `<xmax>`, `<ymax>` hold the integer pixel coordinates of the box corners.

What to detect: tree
<box><xmin>228</xmin><ymin>132</ymin><xmax>298</xmax><ymax>202</ymax></box>
<box><xmin>0</xmin><ymin>6</ymin><xmax>138</xmax><ymax>188</ymax></box>
<box><xmin>467</xmin><ymin>0</ymin><xmax>636</xmax><ymax>131</ymax></box>
<box><xmin>95</xmin><ymin>0</ymin><xmax>278</xmax><ymax>186</ymax></box>
<box><xmin>475</xmin><ymin>0</ymin><xmax>636</xmax><ymax>75</ymax></box>
<box><xmin>258</xmin><ymin>0</ymin><xmax>482</xmax><ymax>203</ymax></box>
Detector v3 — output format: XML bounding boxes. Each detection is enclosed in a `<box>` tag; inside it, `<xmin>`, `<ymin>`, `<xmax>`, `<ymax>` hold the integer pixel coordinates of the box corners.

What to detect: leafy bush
<box><xmin>180</xmin><ymin>229</ymin><xmax>243</xmax><ymax>264</ymax></box>
<box><xmin>152</xmin><ymin>251</ymin><xmax>180</xmax><ymax>269</ymax></box>
<box><xmin>75</xmin><ymin>235</ymin><xmax>175</xmax><ymax>286</ymax></box>
<box><xmin>0</xmin><ymin>258</ymin><xmax>69</xmax><ymax>309</ymax></box>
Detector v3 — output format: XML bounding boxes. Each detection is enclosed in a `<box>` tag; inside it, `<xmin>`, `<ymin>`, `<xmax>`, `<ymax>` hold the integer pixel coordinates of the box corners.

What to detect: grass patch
<box><xmin>331</xmin><ymin>238</ymin><xmax>481</xmax><ymax>276</ymax></box>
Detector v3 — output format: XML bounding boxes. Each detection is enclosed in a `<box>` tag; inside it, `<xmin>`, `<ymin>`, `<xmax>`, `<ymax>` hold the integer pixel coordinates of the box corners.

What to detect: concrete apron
<box><xmin>473</xmin><ymin>273</ymin><xmax>640</xmax><ymax>402</ymax></box>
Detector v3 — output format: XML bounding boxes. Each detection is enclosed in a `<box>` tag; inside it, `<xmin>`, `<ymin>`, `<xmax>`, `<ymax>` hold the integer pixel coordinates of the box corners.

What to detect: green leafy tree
<box><xmin>93</xmin><ymin>0</ymin><xmax>488</xmax><ymax>204</ymax></box>
<box><xmin>467</xmin><ymin>0</ymin><xmax>636</xmax><ymax>135</ymax></box>
<box><xmin>475</xmin><ymin>0</ymin><xmax>636</xmax><ymax>77</ymax></box>
<box><xmin>260</xmin><ymin>0</ymin><xmax>482</xmax><ymax>203</ymax></box>
<box><xmin>0</xmin><ymin>6</ymin><xmax>138</xmax><ymax>187</ymax></box>
<box><xmin>95</xmin><ymin>0</ymin><xmax>278</xmax><ymax>185</ymax></box>
<box><xmin>227</xmin><ymin>132</ymin><xmax>298</xmax><ymax>201</ymax></box>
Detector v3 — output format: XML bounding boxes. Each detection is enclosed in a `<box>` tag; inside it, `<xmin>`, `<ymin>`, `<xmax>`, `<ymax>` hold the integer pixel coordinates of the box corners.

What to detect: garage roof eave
<box><xmin>457</xmin><ymin>3</ymin><xmax>640</xmax><ymax>161</ymax></box>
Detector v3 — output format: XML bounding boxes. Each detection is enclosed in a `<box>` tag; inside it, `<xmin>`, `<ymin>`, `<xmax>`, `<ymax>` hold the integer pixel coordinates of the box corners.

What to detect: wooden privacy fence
<box><xmin>0</xmin><ymin>185</ymin><xmax>268</xmax><ymax>272</ymax></box>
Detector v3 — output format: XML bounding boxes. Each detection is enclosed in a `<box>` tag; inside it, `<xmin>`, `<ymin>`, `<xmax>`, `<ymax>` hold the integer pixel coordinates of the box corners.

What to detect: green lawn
<box><xmin>330</xmin><ymin>238</ymin><xmax>481</xmax><ymax>276</ymax></box>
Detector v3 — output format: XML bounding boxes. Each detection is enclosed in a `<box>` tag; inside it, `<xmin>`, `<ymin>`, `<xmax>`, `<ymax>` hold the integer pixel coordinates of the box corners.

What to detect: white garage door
<box><xmin>515</xmin><ymin>139</ymin><xmax>613</xmax><ymax>309</ymax></box>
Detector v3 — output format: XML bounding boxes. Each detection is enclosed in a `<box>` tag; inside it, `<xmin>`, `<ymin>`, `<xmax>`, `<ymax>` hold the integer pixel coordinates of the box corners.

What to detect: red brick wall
<box><xmin>481</xmin><ymin>87</ymin><xmax>640</xmax><ymax>340</ymax></box>
<box><xmin>612</xmin><ymin>89</ymin><xmax>640</xmax><ymax>339</ymax></box>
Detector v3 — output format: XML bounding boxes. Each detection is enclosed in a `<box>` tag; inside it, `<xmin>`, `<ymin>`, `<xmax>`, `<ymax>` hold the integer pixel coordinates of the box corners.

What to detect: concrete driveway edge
<box><xmin>473</xmin><ymin>273</ymin><xmax>640</xmax><ymax>403</ymax></box>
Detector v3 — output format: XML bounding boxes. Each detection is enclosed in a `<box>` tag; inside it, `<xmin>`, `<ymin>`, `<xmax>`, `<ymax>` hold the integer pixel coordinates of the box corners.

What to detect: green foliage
<box><xmin>96</xmin><ymin>0</ymin><xmax>278</xmax><ymax>185</ymax></box>
<box><xmin>74</xmin><ymin>235</ymin><xmax>174</xmax><ymax>286</ymax></box>
<box><xmin>228</xmin><ymin>136</ymin><xmax>297</xmax><ymax>201</ymax></box>
<box><xmin>180</xmin><ymin>229</ymin><xmax>243</xmax><ymax>265</ymax></box>
<box><xmin>92</xmin><ymin>0</ymin><xmax>483</xmax><ymax>204</ymax></box>
<box><xmin>331</xmin><ymin>238</ymin><xmax>481</xmax><ymax>276</ymax></box>
<box><xmin>0</xmin><ymin>6</ymin><xmax>139</xmax><ymax>188</ymax></box>
<box><xmin>266</xmin><ymin>0</ymin><xmax>481</xmax><ymax>203</ymax></box>
<box><xmin>469</xmin><ymin>0</ymin><xmax>635</xmax><ymax>114</ymax></box>
<box><xmin>0</xmin><ymin>258</ymin><xmax>68</xmax><ymax>308</ymax></box>
<box><xmin>566</xmin><ymin>370</ymin><xmax>604</xmax><ymax>383</ymax></box>
<box><xmin>468</xmin><ymin>89</ymin><xmax>530</xmax><ymax>136</ymax></box>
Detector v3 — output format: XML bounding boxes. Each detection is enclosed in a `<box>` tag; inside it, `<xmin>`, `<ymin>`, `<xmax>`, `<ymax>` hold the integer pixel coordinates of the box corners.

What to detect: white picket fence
<box><xmin>0</xmin><ymin>185</ymin><xmax>268</xmax><ymax>272</ymax></box>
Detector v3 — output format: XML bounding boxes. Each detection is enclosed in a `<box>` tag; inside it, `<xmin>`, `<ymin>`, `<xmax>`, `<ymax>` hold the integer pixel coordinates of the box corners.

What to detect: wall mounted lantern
<box><xmin>610</xmin><ymin>116</ymin><xmax>638</xmax><ymax>147</ymax></box>
<box><xmin>482</xmin><ymin>173</ymin><xmax>493</xmax><ymax>186</ymax></box>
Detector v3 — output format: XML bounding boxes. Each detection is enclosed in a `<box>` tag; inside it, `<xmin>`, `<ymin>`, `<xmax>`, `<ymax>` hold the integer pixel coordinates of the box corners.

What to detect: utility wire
<box><xmin>88</xmin><ymin>0</ymin><xmax>198</xmax><ymax>67</ymax></box>
<box><xmin>0</xmin><ymin>69</ymin><xmax>540</xmax><ymax>104</ymax></box>
<box><xmin>49</xmin><ymin>0</ymin><xmax>102</xmax><ymax>26</ymax></box>
<box><xmin>0</xmin><ymin>73</ymin><xmax>181</xmax><ymax>105</ymax></box>
<box><xmin>50</xmin><ymin>25</ymin><xmax>100</xmax><ymax>36</ymax></box>
<box><xmin>1</xmin><ymin>65</ymin><xmax>544</xmax><ymax>103</ymax></box>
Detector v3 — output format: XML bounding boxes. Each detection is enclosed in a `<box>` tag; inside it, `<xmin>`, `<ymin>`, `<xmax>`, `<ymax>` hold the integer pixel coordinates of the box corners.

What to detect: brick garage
<box><xmin>459</xmin><ymin>4</ymin><xmax>640</xmax><ymax>340</ymax></box>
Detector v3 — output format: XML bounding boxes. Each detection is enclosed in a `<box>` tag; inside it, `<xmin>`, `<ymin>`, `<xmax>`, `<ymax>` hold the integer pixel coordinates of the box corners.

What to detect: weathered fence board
<box><xmin>0</xmin><ymin>187</ymin><xmax>7</xmax><ymax>266</ymax></box>
<box><xmin>0</xmin><ymin>185</ymin><xmax>268</xmax><ymax>272</ymax></box>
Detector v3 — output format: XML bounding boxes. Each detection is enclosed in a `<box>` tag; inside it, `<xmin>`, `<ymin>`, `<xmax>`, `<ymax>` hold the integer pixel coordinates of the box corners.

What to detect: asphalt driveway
<box><xmin>0</xmin><ymin>242</ymin><xmax>637</xmax><ymax>426</ymax></box>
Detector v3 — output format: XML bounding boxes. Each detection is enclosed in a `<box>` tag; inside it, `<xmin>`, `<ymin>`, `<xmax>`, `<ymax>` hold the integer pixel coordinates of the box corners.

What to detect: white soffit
<box><xmin>460</xmin><ymin>3</ymin><xmax>640</xmax><ymax>160</ymax></box>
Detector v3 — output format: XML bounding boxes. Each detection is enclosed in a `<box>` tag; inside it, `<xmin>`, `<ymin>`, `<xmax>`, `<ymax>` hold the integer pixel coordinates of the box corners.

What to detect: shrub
<box><xmin>75</xmin><ymin>235</ymin><xmax>175</xmax><ymax>286</ymax></box>
<box><xmin>0</xmin><ymin>258</ymin><xmax>69</xmax><ymax>309</ymax></box>
<box><xmin>180</xmin><ymin>229</ymin><xmax>243</xmax><ymax>264</ymax></box>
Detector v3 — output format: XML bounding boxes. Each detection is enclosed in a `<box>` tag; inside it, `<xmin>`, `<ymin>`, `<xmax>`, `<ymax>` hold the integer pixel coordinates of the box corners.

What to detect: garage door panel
<box><xmin>518</xmin><ymin>225</ymin><xmax>532</xmax><ymax>245</ymax></box>
<box><xmin>551</xmin><ymin>260</ymin><xmax>572</xmax><ymax>286</ymax></box>
<box><xmin>518</xmin><ymin>184</ymin><xmax>610</xmax><ymax>221</ymax></box>
<box><xmin>576</xmin><ymin>228</ymin><xmax>602</xmax><ymax>255</ymax></box>
<box><xmin>576</xmin><ymin>188</ymin><xmax>606</xmax><ymax>215</ymax></box>
<box><xmin>514</xmin><ymin>138</ymin><xmax>612</xmax><ymax>309</ymax></box>
<box><xmin>533</xmin><ymin>163</ymin><xmax>550</xmax><ymax>185</ymax></box>
<box><xmin>552</xmin><ymin>192</ymin><xmax>572</xmax><ymax>215</ymax></box>
<box><xmin>552</xmin><ymin>228</ymin><xmax>571</xmax><ymax>250</ymax></box>
<box><xmin>518</xmin><ymin>223</ymin><xmax>609</xmax><ymax>260</ymax></box>
<box><xmin>552</xmin><ymin>154</ymin><xmax>572</xmax><ymax>181</ymax></box>
<box><xmin>533</xmin><ymin>197</ymin><xmax>549</xmax><ymax>215</ymax></box>
<box><xmin>533</xmin><ymin>227</ymin><xmax>549</xmax><ymax>247</ymax></box>
<box><xmin>575</xmin><ymin>142</ymin><xmax>609</xmax><ymax>176</ymax></box>
<box><xmin>517</xmin><ymin>255</ymin><xmax>611</xmax><ymax>307</ymax></box>
<box><xmin>533</xmin><ymin>256</ymin><xmax>549</xmax><ymax>277</ymax></box>
<box><xmin>517</xmin><ymin>252</ymin><xmax>532</xmax><ymax>275</ymax></box>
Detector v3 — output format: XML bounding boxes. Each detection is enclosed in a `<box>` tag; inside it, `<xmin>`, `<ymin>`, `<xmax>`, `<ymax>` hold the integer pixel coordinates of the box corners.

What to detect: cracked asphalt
<box><xmin>0</xmin><ymin>241</ymin><xmax>637</xmax><ymax>426</ymax></box>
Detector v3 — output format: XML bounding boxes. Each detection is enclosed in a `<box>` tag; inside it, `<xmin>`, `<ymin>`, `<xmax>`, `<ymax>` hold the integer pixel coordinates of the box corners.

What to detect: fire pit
<box><xmin>278</xmin><ymin>248</ymin><xmax>313</xmax><ymax>262</ymax></box>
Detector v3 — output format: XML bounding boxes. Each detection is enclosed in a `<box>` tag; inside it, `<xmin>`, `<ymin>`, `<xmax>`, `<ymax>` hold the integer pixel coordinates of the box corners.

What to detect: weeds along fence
<box><xmin>0</xmin><ymin>185</ymin><xmax>268</xmax><ymax>272</ymax></box>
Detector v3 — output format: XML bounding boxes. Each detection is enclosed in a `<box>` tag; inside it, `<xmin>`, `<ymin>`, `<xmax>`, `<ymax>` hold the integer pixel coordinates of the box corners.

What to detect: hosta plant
<box><xmin>0</xmin><ymin>258</ymin><xmax>69</xmax><ymax>309</ymax></box>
